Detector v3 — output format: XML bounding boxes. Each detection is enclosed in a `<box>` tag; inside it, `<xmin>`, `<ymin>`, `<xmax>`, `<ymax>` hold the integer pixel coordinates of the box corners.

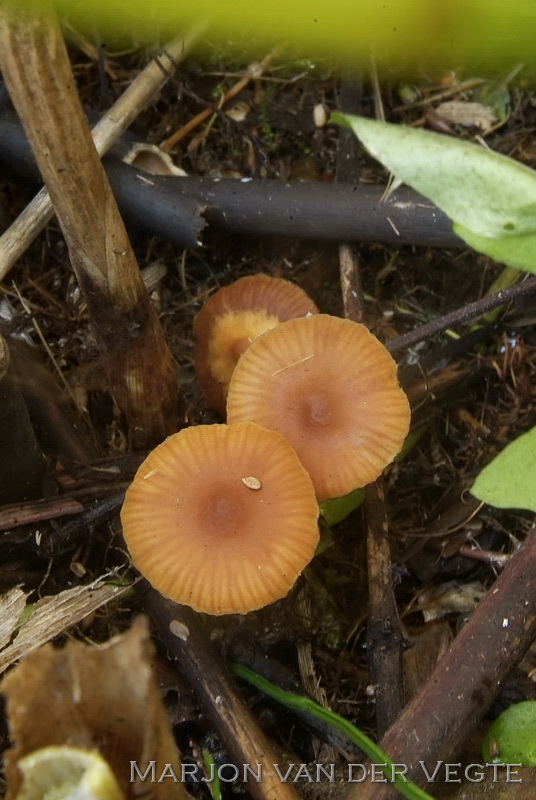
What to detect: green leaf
<box><xmin>471</xmin><ymin>427</ymin><xmax>536</xmax><ymax>512</ymax></box>
<box><xmin>319</xmin><ymin>487</ymin><xmax>365</xmax><ymax>526</ymax></box>
<box><xmin>331</xmin><ymin>113</ymin><xmax>536</xmax><ymax>273</ymax></box>
<box><xmin>332</xmin><ymin>113</ymin><xmax>536</xmax><ymax>238</ymax></box>
<box><xmin>454</xmin><ymin>223</ymin><xmax>536</xmax><ymax>272</ymax></box>
<box><xmin>482</xmin><ymin>701</ymin><xmax>536</xmax><ymax>766</ymax></box>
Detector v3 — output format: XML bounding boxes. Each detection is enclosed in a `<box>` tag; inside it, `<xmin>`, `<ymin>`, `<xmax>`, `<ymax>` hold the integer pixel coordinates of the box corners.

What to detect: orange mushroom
<box><xmin>194</xmin><ymin>274</ymin><xmax>318</xmax><ymax>415</ymax></box>
<box><xmin>120</xmin><ymin>422</ymin><xmax>319</xmax><ymax>615</ymax></box>
<box><xmin>226</xmin><ymin>314</ymin><xmax>411</xmax><ymax>501</ymax></box>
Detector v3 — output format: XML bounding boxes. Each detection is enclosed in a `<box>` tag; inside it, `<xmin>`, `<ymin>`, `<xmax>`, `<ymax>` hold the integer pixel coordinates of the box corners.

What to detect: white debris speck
<box><xmin>242</xmin><ymin>476</ymin><xmax>262</xmax><ymax>490</ymax></box>
<box><xmin>313</xmin><ymin>102</ymin><xmax>328</xmax><ymax>127</ymax></box>
<box><xmin>169</xmin><ymin>620</ymin><xmax>190</xmax><ymax>640</ymax></box>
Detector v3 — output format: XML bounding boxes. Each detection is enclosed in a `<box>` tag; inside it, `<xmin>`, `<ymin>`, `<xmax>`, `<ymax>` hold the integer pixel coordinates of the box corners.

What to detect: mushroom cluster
<box><xmin>121</xmin><ymin>273</ymin><xmax>410</xmax><ymax>616</ymax></box>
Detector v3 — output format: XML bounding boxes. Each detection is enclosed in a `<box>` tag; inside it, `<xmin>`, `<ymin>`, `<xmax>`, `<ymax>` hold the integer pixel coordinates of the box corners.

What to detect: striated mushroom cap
<box><xmin>226</xmin><ymin>314</ymin><xmax>411</xmax><ymax>501</ymax></box>
<box><xmin>120</xmin><ymin>422</ymin><xmax>319</xmax><ymax>615</ymax></box>
<box><xmin>194</xmin><ymin>274</ymin><xmax>318</xmax><ymax>415</ymax></box>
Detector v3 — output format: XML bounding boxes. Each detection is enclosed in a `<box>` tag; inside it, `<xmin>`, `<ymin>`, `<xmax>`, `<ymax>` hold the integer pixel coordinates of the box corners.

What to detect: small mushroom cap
<box><xmin>194</xmin><ymin>274</ymin><xmax>318</xmax><ymax>415</ymax></box>
<box><xmin>121</xmin><ymin>422</ymin><xmax>319</xmax><ymax>615</ymax></box>
<box><xmin>226</xmin><ymin>314</ymin><xmax>411</xmax><ymax>501</ymax></box>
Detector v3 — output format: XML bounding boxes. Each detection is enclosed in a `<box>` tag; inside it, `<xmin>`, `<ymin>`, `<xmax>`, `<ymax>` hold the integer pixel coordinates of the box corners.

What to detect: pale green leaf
<box><xmin>331</xmin><ymin>113</ymin><xmax>536</xmax><ymax>240</ymax></box>
<box><xmin>471</xmin><ymin>427</ymin><xmax>536</xmax><ymax>512</ymax></box>
<box><xmin>453</xmin><ymin>223</ymin><xmax>536</xmax><ymax>273</ymax></box>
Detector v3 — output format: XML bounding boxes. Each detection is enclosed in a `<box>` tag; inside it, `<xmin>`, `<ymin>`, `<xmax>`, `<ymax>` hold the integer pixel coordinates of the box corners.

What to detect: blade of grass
<box><xmin>229</xmin><ymin>662</ymin><xmax>437</xmax><ymax>800</ymax></box>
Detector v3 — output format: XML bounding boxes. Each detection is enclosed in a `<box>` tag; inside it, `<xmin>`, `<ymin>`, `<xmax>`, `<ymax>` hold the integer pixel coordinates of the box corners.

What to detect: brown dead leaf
<box><xmin>418</xmin><ymin>580</ymin><xmax>487</xmax><ymax>622</ymax></box>
<box><xmin>435</xmin><ymin>101</ymin><xmax>498</xmax><ymax>132</ymax></box>
<box><xmin>1</xmin><ymin>617</ymin><xmax>184</xmax><ymax>800</ymax></box>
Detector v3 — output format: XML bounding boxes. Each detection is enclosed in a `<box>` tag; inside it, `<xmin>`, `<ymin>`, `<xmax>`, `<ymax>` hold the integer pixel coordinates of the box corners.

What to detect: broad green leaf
<box><xmin>482</xmin><ymin>701</ymin><xmax>536</xmax><ymax>766</ymax></box>
<box><xmin>471</xmin><ymin>427</ymin><xmax>536</xmax><ymax>512</ymax></box>
<box><xmin>453</xmin><ymin>223</ymin><xmax>536</xmax><ymax>273</ymax></box>
<box><xmin>331</xmin><ymin>113</ymin><xmax>536</xmax><ymax>241</ymax></box>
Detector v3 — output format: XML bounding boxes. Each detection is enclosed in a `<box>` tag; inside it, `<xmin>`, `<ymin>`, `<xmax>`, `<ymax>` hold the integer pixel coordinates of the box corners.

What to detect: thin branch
<box><xmin>337</xmin><ymin>72</ymin><xmax>365</xmax><ymax>322</ymax></box>
<box><xmin>387</xmin><ymin>275</ymin><xmax>536</xmax><ymax>354</ymax></box>
<box><xmin>344</xmin><ymin>527</ymin><xmax>536</xmax><ymax>800</ymax></box>
<box><xmin>0</xmin><ymin>496</ymin><xmax>84</xmax><ymax>530</ymax></box>
<box><xmin>141</xmin><ymin>585</ymin><xmax>303</xmax><ymax>800</ymax></box>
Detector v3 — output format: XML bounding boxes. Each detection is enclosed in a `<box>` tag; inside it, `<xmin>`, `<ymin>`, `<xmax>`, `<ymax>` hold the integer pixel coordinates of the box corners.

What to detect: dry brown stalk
<box><xmin>0</xmin><ymin>18</ymin><xmax>205</xmax><ymax>281</ymax></box>
<box><xmin>0</xmin><ymin>1</ymin><xmax>178</xmax><ymax>447</ymax></box>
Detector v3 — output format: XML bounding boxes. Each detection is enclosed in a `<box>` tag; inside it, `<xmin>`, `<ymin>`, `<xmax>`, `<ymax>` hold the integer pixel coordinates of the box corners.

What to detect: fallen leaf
<box><xmin>435</xmin><ymin>101</ymin><xmax>497</xmax><ymax>132</ymax></box>
<box><xmin>2</xmin><ymin>618</ymin><xmax>184</xmax><ymax>800</ymax></box>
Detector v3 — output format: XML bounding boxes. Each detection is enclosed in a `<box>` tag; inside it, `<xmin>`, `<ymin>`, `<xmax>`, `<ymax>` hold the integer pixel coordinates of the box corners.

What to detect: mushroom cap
<box><xmin>194</xmin><ymin>274</ymin><xmax>318</xmax><ymax>415</ymax></box>
<box><xmin>120</xmin><ymin>422</ymin><xmax>319</xmax><ymax>615</ymax></box>
<box><xmin>226</xmin><ymin>314</ymin><xmax>411</xmax><ymax>500</ymax></box>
